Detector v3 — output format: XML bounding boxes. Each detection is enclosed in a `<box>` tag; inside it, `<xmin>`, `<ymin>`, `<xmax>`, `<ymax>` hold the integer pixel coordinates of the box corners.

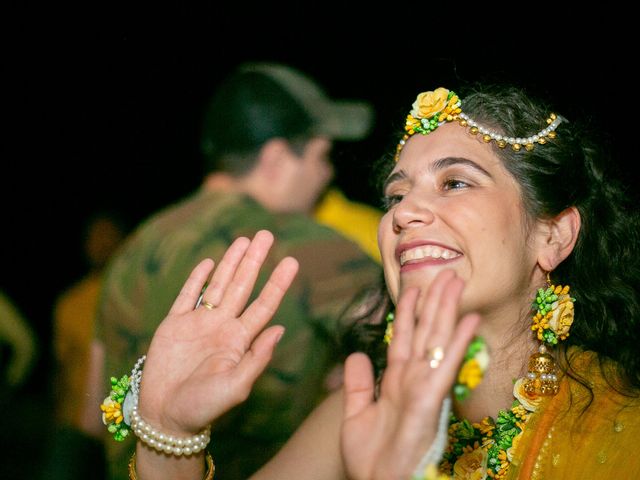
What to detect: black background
<box><xmin>2</xmin><ymin>4</ymin><xmax>637</xmax><ymax>403</ymax></box>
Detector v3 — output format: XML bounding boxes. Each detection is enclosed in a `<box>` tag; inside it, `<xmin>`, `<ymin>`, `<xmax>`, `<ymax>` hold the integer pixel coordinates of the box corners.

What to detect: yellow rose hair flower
<box><xmin>404</xmin><ymin>89</ymin><xmax>461</xmax><ymax>139</ymax></box>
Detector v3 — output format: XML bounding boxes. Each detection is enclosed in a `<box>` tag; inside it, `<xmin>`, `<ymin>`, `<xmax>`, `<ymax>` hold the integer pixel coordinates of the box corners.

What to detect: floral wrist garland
<box><xmin>101</xmin><ymin>374</ymin><xmax>133</xmax><ymax>441</ymax></box>
<box><xmin>101</xmin><ymin>355</ymin><xmax>211</xmax><ymax>458</ymax></box>
<box><xmin>100</xmin><ymin>356</ymin><xmax>144</xmax><ymax>441</ymax></box>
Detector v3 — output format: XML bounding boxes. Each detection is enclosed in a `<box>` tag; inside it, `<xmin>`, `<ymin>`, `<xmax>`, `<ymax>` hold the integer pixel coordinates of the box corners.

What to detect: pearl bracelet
<box><xmin>102</xmin><ymin>354</ymin><xmax>212</xmax><ymax>456</ymax></box>
<box><xmin>130</xmin><ymin>406</ymin><xmax>211</xmax><ymax>455</ymax></box>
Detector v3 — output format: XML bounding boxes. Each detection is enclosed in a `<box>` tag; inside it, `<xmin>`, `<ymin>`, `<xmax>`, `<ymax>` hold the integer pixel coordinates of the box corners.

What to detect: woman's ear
<box><xmin>535</xmin><ymin>206</ymin><xmax>581</xmax><ymax>271</ymax></box>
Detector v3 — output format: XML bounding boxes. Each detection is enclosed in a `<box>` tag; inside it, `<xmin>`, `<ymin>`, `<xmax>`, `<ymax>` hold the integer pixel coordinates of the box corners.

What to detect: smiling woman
<box><xmin>102</xmin><ymin>83</ymin><xmax>640</xmax><ymax>480</ymax></box>
<box><xmin>359</xmin><ymin>84</ymin><xmax>640</xmax><ymax>478</ymax></box>
<box><xmin>379</xmin><ymin>123</ymin><xmax>535</xmax><ymax>317</ymax></box>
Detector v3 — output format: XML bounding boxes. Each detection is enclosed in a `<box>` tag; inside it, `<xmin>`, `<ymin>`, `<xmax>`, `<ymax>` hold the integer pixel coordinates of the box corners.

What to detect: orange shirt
<box><xmin>53</xmin><ymin>272</ymin><xmax>102</xmax><ymax>426</ymax></box>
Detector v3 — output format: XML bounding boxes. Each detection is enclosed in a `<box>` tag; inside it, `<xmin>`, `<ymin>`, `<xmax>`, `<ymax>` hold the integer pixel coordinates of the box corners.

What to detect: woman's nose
<box><xmin>392</xmin><ymin>193</ymin><xmax>436</xmax><ymax>232</ymax></box>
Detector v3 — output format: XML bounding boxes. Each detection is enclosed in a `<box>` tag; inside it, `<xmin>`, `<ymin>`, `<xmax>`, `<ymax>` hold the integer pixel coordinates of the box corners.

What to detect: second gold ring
<box><xmin>201</xmin><ymin>300</ymin><xmax>216</xmax><ymax>310</ymax></box>
<box><xmin>427</xmin><ymin>346</ymin><xmax>445</xmax><ymax>369</ymax></box>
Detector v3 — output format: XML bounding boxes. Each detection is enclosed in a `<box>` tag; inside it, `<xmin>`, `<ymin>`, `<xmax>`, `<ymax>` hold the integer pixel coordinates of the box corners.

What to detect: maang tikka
<box><xmin>523</xmin><ymin>273</ymin><xmax>575</xmax><ymax>396</ymax></box>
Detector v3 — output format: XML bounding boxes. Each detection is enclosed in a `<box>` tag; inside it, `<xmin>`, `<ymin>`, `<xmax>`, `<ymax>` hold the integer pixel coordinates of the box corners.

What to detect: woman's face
<box><xmin>378</xmin><ymin>123</ymin><xmax>538</xmax><ymax>317</ymax></box>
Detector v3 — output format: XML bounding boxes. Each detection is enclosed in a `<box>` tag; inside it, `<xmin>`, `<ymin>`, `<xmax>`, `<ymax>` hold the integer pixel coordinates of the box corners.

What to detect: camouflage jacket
<box><xmin>96</xmin><ymin>189</ymin><xmax>382</xmax><ymax>479</ymax></box>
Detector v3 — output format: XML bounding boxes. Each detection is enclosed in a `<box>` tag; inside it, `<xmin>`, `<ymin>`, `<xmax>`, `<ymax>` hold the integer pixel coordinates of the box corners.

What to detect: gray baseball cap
<box><xmin>240</xmin><ymin>62</ymin><xmax>374</xmax><ymax>141</ymax></box>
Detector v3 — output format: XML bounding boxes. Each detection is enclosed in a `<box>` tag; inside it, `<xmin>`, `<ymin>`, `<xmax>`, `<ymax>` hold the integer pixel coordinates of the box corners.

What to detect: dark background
<box><xmin>1</xmin><ymin>2</ymin><xmax>636</xmax><ymax>454</ymax></box>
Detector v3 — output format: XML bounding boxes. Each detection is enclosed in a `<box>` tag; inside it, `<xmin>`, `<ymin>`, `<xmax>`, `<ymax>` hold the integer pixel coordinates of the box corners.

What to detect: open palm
<box><xmin>137</xmin><ymin>230</ymin><xmax>299</xmax><ymax>438</ymax></box>
<box><xmin>341</xmin><ymin>271</ymin><xmax>480</xmax><ymax>479</ymax></box>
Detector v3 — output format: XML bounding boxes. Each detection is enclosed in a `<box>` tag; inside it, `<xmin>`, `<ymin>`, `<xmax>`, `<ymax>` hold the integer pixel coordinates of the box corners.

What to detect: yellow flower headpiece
<box><xmin>395</xmin><ymin>87</ymin><xmax>564</xmax><ymax>161</ymax></box>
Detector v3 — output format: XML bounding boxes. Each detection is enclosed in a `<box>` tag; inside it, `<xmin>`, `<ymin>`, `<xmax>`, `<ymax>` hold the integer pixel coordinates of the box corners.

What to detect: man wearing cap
<box><xmin>92</xmin><ymin>63</ymin><xmax>382</xmax><ymax>480</ymax></box>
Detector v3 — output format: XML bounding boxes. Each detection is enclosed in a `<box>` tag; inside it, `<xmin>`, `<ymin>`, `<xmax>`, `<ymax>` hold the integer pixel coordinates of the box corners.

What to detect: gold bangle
<box><xmin>128</xmin><ymin>451</ymin><xmax>215</xmax><ymax>479</ymax></box>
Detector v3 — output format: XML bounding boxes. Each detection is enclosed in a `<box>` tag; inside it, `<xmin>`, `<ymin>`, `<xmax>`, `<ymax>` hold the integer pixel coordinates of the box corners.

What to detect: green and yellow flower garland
<box><xmin>531</xmin><ymin>284</ymin><xmax>574</xmax><ymax>346</ymax></box>
<box><xmin>439</xmin><ymin>400</ymin><xmax>531</xmax><ymax>479</ymax></box>
<box><xmin>100</xmin><ymin>374</ymin><xmax>132</xmax><ymax>441</ymax></box>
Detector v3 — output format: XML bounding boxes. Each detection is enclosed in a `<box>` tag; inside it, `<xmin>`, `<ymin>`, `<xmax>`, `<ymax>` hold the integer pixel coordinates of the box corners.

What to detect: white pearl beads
<box><xmin>130</xmin><ymin>406</ymin><xmax>211</xmax><ymax>456</ymax></box>
<box><xmin>126</xmin><ymin>355</ymin><xmax>211</xmax><ymax>456</ymax></box>
<box><xmin>458</xmin><ymin>112</ymin><xmax>563</xmax><ymax>151</ymax></box>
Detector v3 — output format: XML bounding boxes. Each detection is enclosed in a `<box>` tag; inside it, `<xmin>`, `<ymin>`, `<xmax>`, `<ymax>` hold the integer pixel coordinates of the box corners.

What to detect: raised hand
<box><xmin>341</xmin><ymin>270</ymin><xmax>480</xmax><ymax>480</ymax></box>
<box><xmin>137</xmin><ymin>230</ymin><xmax>299</xmax><ymax>438</ymax></box>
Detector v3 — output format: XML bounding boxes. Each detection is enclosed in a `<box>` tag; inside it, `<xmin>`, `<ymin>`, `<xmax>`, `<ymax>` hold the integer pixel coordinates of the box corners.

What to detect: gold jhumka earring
<box><xmin>524</xmin><ymin>273</ymin><xmax>575</xmax><ymax>396</ymax></box>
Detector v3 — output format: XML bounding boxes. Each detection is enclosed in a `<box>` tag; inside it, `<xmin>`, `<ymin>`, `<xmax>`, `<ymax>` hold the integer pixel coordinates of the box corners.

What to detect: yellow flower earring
<box><xmin>522</xmin><ymin>273</ymin><xmax>575</xmax><ymax>398</ymax></box>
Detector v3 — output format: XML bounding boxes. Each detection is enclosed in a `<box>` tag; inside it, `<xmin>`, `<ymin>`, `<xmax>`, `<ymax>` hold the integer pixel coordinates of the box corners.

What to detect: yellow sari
<box><xmin>508</xmin><ymin>349</ymin><xmax>640</xmax><ymax>479</ymax></box>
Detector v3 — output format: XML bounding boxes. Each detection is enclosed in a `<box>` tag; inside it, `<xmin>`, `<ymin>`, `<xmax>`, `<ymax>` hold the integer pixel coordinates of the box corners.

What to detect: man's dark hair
<box><xmin>200</xmin><ymin>71</ymin><xmax>315</xmax><ymax>175</ymax></box>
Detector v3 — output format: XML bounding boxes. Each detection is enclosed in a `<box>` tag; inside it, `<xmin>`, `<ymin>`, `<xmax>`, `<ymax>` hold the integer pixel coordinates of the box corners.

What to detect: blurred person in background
<box><xmin>91</xmin><ymin>63</ymin><xmax>383</xmax><ymax>479</ymax></box>
<box><xmin>0</xmin><ymin>288</ymin><xmax>37</xmax><ymax>390</ymax></box>
<box><xmin>40</xmin><ymin>210</ymin><xmax>127</xmax><ymax>480</ymax></box>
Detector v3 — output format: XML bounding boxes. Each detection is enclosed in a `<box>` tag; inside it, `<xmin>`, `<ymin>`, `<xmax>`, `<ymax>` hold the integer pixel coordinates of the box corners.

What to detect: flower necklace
<box><xmin>439</xmin><ymin>397</ymin><xmax>533</xmax><ymax>479</ymax></box>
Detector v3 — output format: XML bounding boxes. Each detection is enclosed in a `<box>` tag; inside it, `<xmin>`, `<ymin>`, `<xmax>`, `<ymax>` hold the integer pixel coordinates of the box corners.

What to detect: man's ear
<box><xmin>535</xmin><ymin>206</ymin><xmax>581</xmax><ymax>271</ymax></box>
<box><xmin>256</xmin><ymin>138</ymin><xmax>291</xmax><ymax>180</ymax></box>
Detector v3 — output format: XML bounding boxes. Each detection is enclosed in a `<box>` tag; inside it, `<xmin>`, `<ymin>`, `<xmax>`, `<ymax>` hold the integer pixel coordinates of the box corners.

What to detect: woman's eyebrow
<box><xmin>383</xmin><ymin>170</ymin><xmax>407</xmax><ymax>192</ymax></box>
<box><xmin>431</xmin><ymin>156</ymin><xmax>493</xmax><ymax>179</ymax></box>
<box><xmin>384</xmin><ymin>157</ymin><xmax>493</xmax><ymax>192</ymax></box>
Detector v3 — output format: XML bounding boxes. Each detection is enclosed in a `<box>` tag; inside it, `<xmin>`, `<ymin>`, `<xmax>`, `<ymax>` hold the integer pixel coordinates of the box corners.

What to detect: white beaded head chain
<box><xmin>394</xmin><ymin>87</ymin><xmax>564</xmax><ymax>161</ymax></box>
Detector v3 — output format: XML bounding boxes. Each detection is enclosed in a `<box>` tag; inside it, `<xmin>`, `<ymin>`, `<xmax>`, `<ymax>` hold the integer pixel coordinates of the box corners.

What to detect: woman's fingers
<box><xmin>429</xmin><ymin>313</ymin><xmax>481</xmax><ymax>391</ymax></box>
<box><xmin>343</xmin><ymin>352</ymin><xmax>376</xmax><ymax>421</ymax></box>
<box><xmin>231</xmin><ymin>325</ymin><xmax>286</xmax><ymax>402</ymax></box>
<box><xmin>200</xmin><ymin>236</ymin><xmax>251</xmax><ymax>308</ymax></box>
<box><xmin>386</xmin><ymin>270</ymin><xmax>479</xmax><ymax>397</ymax></box>
<box><xmin>241</xmin><ymin>256</ymin><xmax>299</xmax><ymax>333</ymax></box>
<box><xmin>413</xmin><ymin>272</ymin><xmax>464</xmax><ymax>360</ymax></box>
<box><xmin>220</xmin><ymin>230</ymin><xmax>275</xmax><ymax>316</ymax></box>
<box><xmin>387</xmin><ymin>287</ymin><xmax>420</xmax><ymax>364</ymax></box>
<box><xmin>411</xmin><ymin>270</ymin><xmax>455</xmax><ymax>351</ymax></box>
<box><xmin>168</xmin><ymin>258</ymin><xmax>215</xmax><ymax>315</ymax></box>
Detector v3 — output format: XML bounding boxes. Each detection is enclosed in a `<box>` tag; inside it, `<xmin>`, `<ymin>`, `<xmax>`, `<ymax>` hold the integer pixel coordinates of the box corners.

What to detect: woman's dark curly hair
<box><xmin>343</xmin><ymin>83</ymin><xmax>640</xmax><ymax>394</ymax></box>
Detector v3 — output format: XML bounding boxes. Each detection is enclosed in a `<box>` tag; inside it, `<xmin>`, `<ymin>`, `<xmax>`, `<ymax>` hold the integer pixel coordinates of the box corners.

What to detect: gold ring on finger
<box><xmin>427</xmin><ymin>346</ymin><xmax>445</xmax><ymax>369</ymax></box>
<box><xmin>201</xmin><ymin>300</ymin><xmax>216</xmax><ymax>310</ymax></box>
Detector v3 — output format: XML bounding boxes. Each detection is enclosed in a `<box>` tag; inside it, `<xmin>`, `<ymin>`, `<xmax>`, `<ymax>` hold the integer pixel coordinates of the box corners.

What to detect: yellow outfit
<box><xmin>53</xmin><ymin>272</ymin><xmax>102</xmax><ymax>426</ymax></box>
<box><xmin>507</xmin><ymin>348</ymin><xmax>640</xmax><ymax>479</ymax></box>
<box><xmin>314</xmin><ymin>188</ymin><xmax>382</xmax><ymax>263</ymax></box>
